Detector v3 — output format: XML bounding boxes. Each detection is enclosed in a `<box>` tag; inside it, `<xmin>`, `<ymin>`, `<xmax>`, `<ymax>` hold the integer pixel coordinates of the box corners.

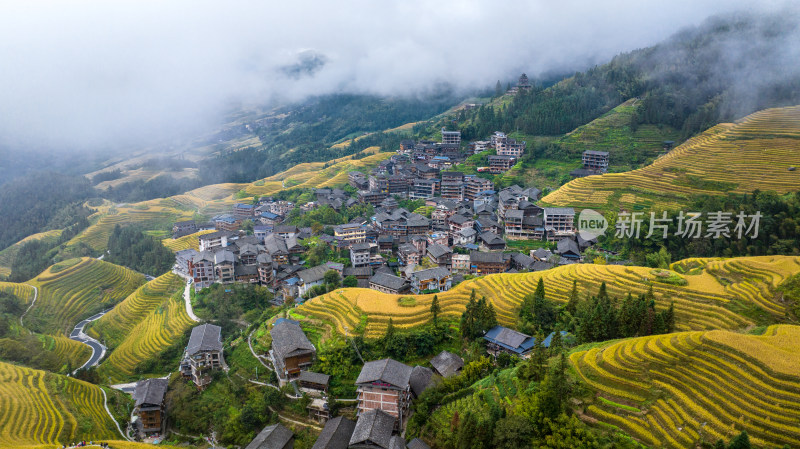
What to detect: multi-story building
<box><xmin>470</xmin><ymin>251</ymin><xmax>509</xmax><ymax>275</ymax></box>
<box><xmin>369</xmin><ymin>272</ymin><xmax>410</xmax><ymax>295</ymax></box>
<box><xmin>199</xmin><ymin>230</ymin><xmax>233</xmax><ymax>251</ymax></box>
<box><xmin>397</xmin><ymin>243</ymin><xmax>421</xmax><ymax>266</ymax></box>
<box><xmin>451</xmin><ymin>254</ymin><xmax>470</xmax><ymax>273</ymax></box>
<box><xmin>488</xmin><ymin>155</ymin><xmax>517</xmax><ymax>173</ymax></box>
<box><xmin>496</xmin><ymin>138</ymin><xmax>526</xmax><ymax>157</ymax></box>
<box><xmin>426</xmin><ymin>244</ymin><xmax>452</xmax><ymax>268</ymax></box>
<box><xmin>409</xmin><ymin>267</ymin><xmax>452</xmax><ymax>293</ymax></box>
<box><xmin>469</xmin><ymin>140</ymin><xmax>490</xmax><ymax>154</ymax></box>
<box><xmin>233</xmin><ymin>203</ymin><xmax>255</xmax><ymax>220</ymax></box>
<box><xmin>440</xmin><ymin>181</ymin><xmax>464</xmax><ymax>201</ymax></box>
<box><xmin>441</xmin><ymin>128</ymin><xmax>461</xmax><ymax>147</ymax></box>
<box><xmin>356</xmin><ymin>359</ymin><xmax>413</xmax><ymax>424</ymax></box>
<box><xmin>270</xmin><ymin>318</ymin><xmax>315</xmax><ymax>381</ymax></box>
<box><xmin>582</xmin><ymin>150</ymin><xmax>609</xmax><ymax>172</ymax></box>
<box><xmin>358</xmin><ymin>190</ymin><xmax>388</xmax><ymax>206</ymax></box>
<box><xmin>410</xmin><ymin>179</ymin><xmax>439</xmax><ymax>199</ymax></box>
<box><xmin>464</xmin><ymin>176</ymin><xmax>494</xmax><ymax>200</ymax></box>
<box><xmin>544</xmin><ymin>207</ymin><xmax>575</xmax><ymax>237</ymax></box>
<box><xmin>181</xmin><ymin>324</ymin><xmax>224</xmax><ymax>388</ymax></box>
<box><xmin>334</xmin><ymin>223</ymin><xmax>366</xmax><ymax>246</ymax></box>
<box><xmin>133</xmin><ymin>378</ymin><xmax>168</xmax><ymax>435</ymax></box>
<box><xmin>257</xmin><ymin>253</ymin><xmax>273</xmax><ymax>286</ymax></box>
<box><xmin>350</xmin><ymin>242</ymin><xmax>380</xmax><ymax>268</ymax></box>
<box><xmin>348</xmin><ymin>171</ymin><xmax>369</xmax><ymax>190</ymax></box>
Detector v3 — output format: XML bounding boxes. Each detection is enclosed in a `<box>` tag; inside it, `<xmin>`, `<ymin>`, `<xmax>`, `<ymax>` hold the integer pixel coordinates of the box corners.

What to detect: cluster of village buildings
<box><xmin>132</xmin><ymin>312</ymin><xmax>563</xmax><ymax>449</ymax></box>
<box><xmin>170</xmin><ymin>124</ymin><xmax>603</xmax><ymax>302</ymax></box>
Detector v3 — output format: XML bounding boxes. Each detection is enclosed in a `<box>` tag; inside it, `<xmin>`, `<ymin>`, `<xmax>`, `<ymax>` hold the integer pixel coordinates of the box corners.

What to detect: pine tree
<box><xmin>565</xmin><ymin>280</ymin><xmax>579</xmax><ymax>316</ymax></box>
<box><xmin>727</xmin><ymin>431</ymin><xmax>751</xmax><ymax>449</ymax></box>
<box><xmin>460</xmin><ymin>290</ymin><xmax>478</xmax><ymax>339</ymax></box>
<box><xmin>663</xmin><ymin>302</ymin><xmax>675</xmax><ymax>333</ymax></box>
<box><xmin>430</xmin><ymin>294</ymin><xmax>441</xmax><ymax>327</ymax></box>
<box><xmin>495</xmin><ymin>81</ymin><xmax>503</xmax><ymax>97</ymax></box>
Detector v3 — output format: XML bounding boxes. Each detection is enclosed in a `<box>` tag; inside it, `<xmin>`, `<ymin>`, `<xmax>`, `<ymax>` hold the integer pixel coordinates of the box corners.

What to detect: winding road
<box><xmin>19</xmin><ymin>284</ymin><xmax>38</xmax><ymax>326</ymax></box>
<box><xmin>69</xmin><ymin>311</ymin><xmax>108</xmax><ymax>373</ymax></box>
<box><xmin>183</xmin><ymin>280</ymin><xmax>200</xmax><ymax>322</ymax></box>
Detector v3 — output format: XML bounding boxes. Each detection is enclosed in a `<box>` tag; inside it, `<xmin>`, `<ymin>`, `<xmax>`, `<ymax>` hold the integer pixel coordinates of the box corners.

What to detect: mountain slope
<box><xmin>0</xmin><ymin>361</ymin><xmax>122</xmax><ymax>445</ymax></box>
<box><xmin>570</xmin><ymin>325</ymin><xmax>800</xmax><ymax>448</ymax></box>
<box><xmin>25</xmin><ymin>258</ymin><xmax>145</xmax><ymax>335</ymax></box>
<box><xmin>541</xmin><ymin>105</ymin><xmax>800</xmax><ymax>210</ymax></box>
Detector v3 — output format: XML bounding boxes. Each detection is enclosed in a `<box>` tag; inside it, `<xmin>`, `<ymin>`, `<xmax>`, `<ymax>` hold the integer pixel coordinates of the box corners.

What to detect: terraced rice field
<box><xmin>88</xmin><ymin>272</ymin><xmax>184</xmax><ymax>347</ymax></box>
<box><xmin>298</xmin><ymin>256</ymin><xmax>800</xmax><ymax>338</ymax></box>
<box><xmin>39</xmin><ymin>334</ymin><xmax>92</xmax><ymax>373</ymax></box>
<box><xmin>542</xmin><ymin>106</ymin><xmax>800</xmax><ymax>210</ymax></box>
<box><xmin>18</xmin><ymin>442</ymin><xmax>185</xmax><ymax>449</ymax></box>
<box><xmin>0</xmin><ymin>281</ymin><xmax>36</xmax><ymax>304</ymax></box>
<box><xmin>570</xmin><ymin>325</ymin><xmax>800</xmax><ymax>448</ymax></box>
<box><xmin>26</xmin><ymin>258</ymin><xmax>145</xmax><ymax>335</ymax></box>
<box><xmin>0</xmin><ymin>230</ymin><xmax>63</xmax><ymax>278</ymax></box>
<box><xmin>66</xmin><ymin>204</ymin><xmax>193</xmax><ymax>253</ymax></box>
<box><xmin>244</xmin><ymin>149</ymin><xmax>390</xmax><ymax>196</ymax></box>
<box><xmin>162</xmin><ymin>229</ymin><xmax>216</xmax><ymax>252</ymax></box>
<box><xmin>96</xmin><ymin>287</ymin><xmax>195</xmax><ymax>382</ymax></box>
<box><xmin>0</xmin><ymin>361</ymin><xmax>119</xmax><ymax>445</ymax></box>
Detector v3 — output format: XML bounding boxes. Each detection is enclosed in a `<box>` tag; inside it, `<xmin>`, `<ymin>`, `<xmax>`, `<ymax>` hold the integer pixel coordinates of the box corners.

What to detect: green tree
<box><xmin>342</xmin><ymin>275</ymin><xmax>358</xmax><ymax>288</ymax></box>
<box><xmin>492</xmin><ymin>415</ymin><xmax>534</xmax><ymax>449</ymax></box>
<box><xmin>565</xmin><ymin>280</ymin><xmax>579</xmax><ymax>316</ymax></box>
<box><xmin>495</xmin><ymin>80</ymin><xmax>503</xmax><ymax>97</ymax></box>
<box><xmin>727</xmin><ymin>431</ymin><xmax>751</xmax><ymax>449</ymax></box>
<box><xmin>430</xmin><ymin>294</ymin><xmax>441</xmax><ymax>327</ymax></box>
<box><xmin>324</xmin><ymin>270</ymin><xmax>341</xmax><ymax>289</ymax></box>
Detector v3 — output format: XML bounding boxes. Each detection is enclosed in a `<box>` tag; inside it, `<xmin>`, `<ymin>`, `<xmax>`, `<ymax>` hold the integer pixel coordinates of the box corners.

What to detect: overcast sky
<box><xmin>0</xmin><ymin>0</ymin><xmax>788</xmax><ymax>151</ymax></box>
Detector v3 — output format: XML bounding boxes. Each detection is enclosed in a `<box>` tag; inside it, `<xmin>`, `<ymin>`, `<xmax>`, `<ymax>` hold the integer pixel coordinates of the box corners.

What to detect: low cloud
<box><xmin>0</xmin><ymin>0</ymin><xmax>789</xmax><ymax>151</ymax></box>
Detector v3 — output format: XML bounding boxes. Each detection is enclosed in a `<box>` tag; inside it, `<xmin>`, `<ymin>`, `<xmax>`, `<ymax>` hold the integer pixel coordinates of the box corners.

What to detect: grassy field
<box><xmin>25</xmin><ymin>258</ymin><xmax>145</xmax><ymax>335</ymax></box>
<box><xmin>541</xmin><ymin>105</ymin><xmax>800</xmax><ymax>210</ymax></box>
<box><xmin>298</xmin><ymin>255</ymin><xmax>800</xmax><ymax>339</ymax></box>
<box><xmin>96</xmin><ymin>285</ymin><xmax>195</xmax><ymax>383</ymax></box>
<box><xmin>0</xmin><ymin>361</ymin><xmax>123</xmax><ymax>445</ymax></box>
<box><xmin>0</xmin><ymin>230</ymin><xmax>63</xmax><ymax>279</ymax></box>
<box><xmin>570</xmin><ymin>324</ymin><xmax>800</xmax><ymax>448</ymax></box>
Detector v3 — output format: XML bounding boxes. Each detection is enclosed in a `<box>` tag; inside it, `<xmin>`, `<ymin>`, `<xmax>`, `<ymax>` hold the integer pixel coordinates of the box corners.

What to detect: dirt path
<box><xmin>19</xmin><ymin>284</ymin><xmax>38</xmax><ymax>326</ymax></box>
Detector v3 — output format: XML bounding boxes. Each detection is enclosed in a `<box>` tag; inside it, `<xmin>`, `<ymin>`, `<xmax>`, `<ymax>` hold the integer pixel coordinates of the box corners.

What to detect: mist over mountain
<box><xmin>0</xmin><ymin>0</ymin><xmax>778</xmax><ymax>154</ymax></box>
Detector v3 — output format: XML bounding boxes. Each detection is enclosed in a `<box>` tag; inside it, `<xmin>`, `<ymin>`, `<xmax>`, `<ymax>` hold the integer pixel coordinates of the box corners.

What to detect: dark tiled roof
<box><xmin>349</xmin><ymin>409</ymin><xmax>396</xmax><ymax>449</ymax></box>
<box><xmin>388</xmin><ymin>436</ymin><xmax>406</xmax><ymax>449</ymax></box>
<box><xmin>245</xmin><ymin>423</ymin><xmax>294</xmax><ymax>449</ymax></box>
<box><xmin>557</xmin><ymin>238</ymin><xmax>581</xmax><ymax>256</ymax></box>
<box><xmin>369</xmin><ymin>272</ymin><xmax>408</xmax><ymax>291</ymax></box>
<box><xmin>426</xmin><ymin>244</ymin><xmax>451</xmax><ymax>259</ymax></box>
<box><xmin>407</xmin><ymin>438</ymin><xmax>432</xmax><ymax>449</ymax></box>
<box><xmin>409</xmin><ymin>365</ymin><xmax>434</xmax><ymax>397</ymax></box>
<box><xmin>356</xmin><ymin>358</ymin><xmax>412</xmax><ymax>389</ymax></box>
<box><xmin>429</xmin><ymin>351</ymin><xmax>463</xmax><ymax>378</ymax></box>
<box><xmin>344</xmin><ymin>267</ymin><xmax>373</xmax><ymax>277</ymax></box>
<box><xmin>470</xmin><ymin>250</ymin><xmax>504</xmax><ymax>264</ymax></box>
<box><xmin>483</xmin><ymin>326</ymin><xmax>536</xmax><ymax>355</ymax></box>
<box><xmin>298</xmin><ymin>264</ymin><xmax>331</xmax><ymax>284</ymax></box>
<box><xmin>186</xmin><ymin>324</ymin><xmax>222</xmax><ymax>356</ymax></box>
<box><xmin>298</xmin><ymin>371</ymin><xmax>330</xmax><ymax>385</ymax></box>
<box><xmin>133</xmin><ymin>378</ymin><xmax>168</xmax><ymax>407</ymax></box>
<box><xmin>543</xmin><ymin>207</ymin><xmax>575</xmax><ymax>216</ymax></box>
<box><xmin>311</xmin><ymin>416</ymin><xmax>356</xmax><ymax>449</ymax></box>
<box><xmin>270</xmin><ymin>320</ymin><xmax>315</xmax><ymax>362</ymax></box>
<box><xmin>410</xmin><ymin>267</ymin><xmax>451</xmax><ymax>282</ymax></box>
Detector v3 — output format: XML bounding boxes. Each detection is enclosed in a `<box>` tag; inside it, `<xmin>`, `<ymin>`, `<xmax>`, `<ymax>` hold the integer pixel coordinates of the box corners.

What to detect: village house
<box><xmin>246</xmin><ymin>423</ymin><xmax>295</xmax><ymax>449</ymax></box>
<box><xmin>409</xmin><ymin>267</ymin><xmax>451</xmax><ymax>294</ymax></box>
<box><xmin>426</xmin><ymin>244</ymin><xmax>452</xmax><ymax>268</ymax></box>
<box><xmin>487</xmin><ymin>155</ymin><xmax>516</xmax><ymax>173</ymax></box>
<box><xmin>556</xmin><ymin>238</ymin><xmax>582</xmax><ymax>260</ymax></box>
<box><xmin>369</xmin><ymin>272</ymin><xmax>410</xmax><ymax>295</ymax></box>
<box><xmin>430</xmin><ymin>351</ymin><xmax>464</xmax><ymax>378</ymax></box>
<box><xmin>452</xmin><ymin>227</ymin><xmax>476</xmax><ymax>246</ymax></box>
<box><xmin>334</xmin><ymin>222</ymin><xmax>367</xmax><ymax>246</ymax></box>
<box><xmin>181</xmin><ymin>323</ymin><xmax>224</xmax><ymax>388</ymax></box>
<box><xmin>582</xmin><ymin>150</ymin><xmax>610</xmax><ymax>173</ymax></box>
<box><xmin>349</xmin><ymin>409</ymin><xmax>397</xmax><ymax>449</ymax></box>
<box><xmin>133</xmin><ymin>378</ymin><xmax>168</xmax><ymax>435</ymax></box>
<box><xmin>198</xmin><ymin>230</ymin><xmax>233</xmax><ymax>251</ymax></box>
<box><xmin>312</xmin><ymin>416</ymin><xmax>356</xmax><ymax>449</ymax></box>
<box><xmin>464</xmin><ymin>176</ymin><xmax>494</xmax><ymax>200</ymax></box>
<box><xmin>351</xmin><ymin>242</ymin><xmax>382</xmax><ymax>268</ymax></box>
<box><xmin>475</xmin><ymin>217</ymin><xmax>501</xmax><ymax>236</ymax></box>
<box><xmin>296</xmin><ymin>264</ymin><xmax>333</xmax><ymax>298</ymax></box>
<box><xmin>470</xmin><ymin>251</ymin><xmax>509</xmax><ymax>275</ymax></box>
<box><xmin>478</xmin><ymin>231</ymin><xmax>506</xmax><ymax>251</ymax></box>
<box><xmin>270</xmin><ymin>318</ymin><xmax>316</xmax><ymax>381</ymax></box>
<box><xmin>356</xmin><ymin>359</ymin><xmax>413</xmax><ymax>425</ymax></box>
<box><xmin>397</xmin><ymin>244</ymin><xmax>421</xmax><ymax>266</ymax></box>
<box><xmin>298</xmin><ymin>371</ymin><xmax>330</xmax><ymax>394</ymax></box>
<box><xmin>543</xmin><ymin>207</ymin><xmax>576</xmax><ymax>238</ymax></box>
<box><xmin>483</xmin><ymin>325</ymin><xmax>536</xmax><ymax>358</ymax></box>
<box><xmin>172</xmin><ymin>220</ymin><xmax>197</xmax><ymax>238</ymax></box>
<box><xmin>450</xmin><ymin>253</ymin><xmax>470</xmax><ymax>273</ymax></box>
